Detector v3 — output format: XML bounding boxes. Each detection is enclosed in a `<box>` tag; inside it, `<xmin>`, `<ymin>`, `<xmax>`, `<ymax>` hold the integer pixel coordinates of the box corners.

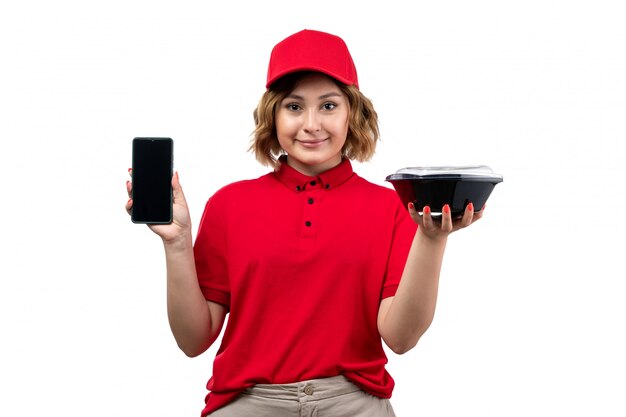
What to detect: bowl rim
<box><xmin>386</xmin><ymin>165</ymin><xmax>503</xmax><ymax>183</ymax></box>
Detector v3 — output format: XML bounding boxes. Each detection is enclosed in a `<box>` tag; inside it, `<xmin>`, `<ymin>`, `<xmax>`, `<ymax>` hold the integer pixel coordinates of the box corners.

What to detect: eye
<box><xmin>285</xmin><ymin>103</ymin><xmax>301</xmax><ymax>112</ymax></box>
<box><xmin>321</xmin><ymin>102</ymin><xmax>337</xmax><ymax>111</ymax></box>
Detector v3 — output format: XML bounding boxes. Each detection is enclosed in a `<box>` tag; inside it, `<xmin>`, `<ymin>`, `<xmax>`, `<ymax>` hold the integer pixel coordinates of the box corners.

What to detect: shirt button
<box><xmin>308</xmin><ymin>198</ymin><xmax>314</xmax><ymax>204</ymax></box>
<box><xmin>295</xmin><ymin>185</ymin><xmax>301</xmax><ymax>192</ymax></box>
<box><xmin>325</xmin><ymin>184</ymin><xmax>330</xmax><ymax>189</ymax></box>
<box><xmin>310</xmin><ymin>180</ymin><xmax>317</xmax><ymax>186</ymax></box>
<box><xmin>304</xmin><ymin>385</ymin><xmax>314</xmax><ymax>396</ymax></box>
<box><xmin>305</xmin><ymin>221</ymin><xmax>312</xmax><ymax>227</ymax></box>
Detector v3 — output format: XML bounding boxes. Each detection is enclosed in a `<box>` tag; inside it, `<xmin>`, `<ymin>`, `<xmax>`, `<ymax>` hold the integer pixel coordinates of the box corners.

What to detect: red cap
<box><xmin>266</xmin><ymin>29</ymin><xmax>359</xmax><ymax>89</ymax></box>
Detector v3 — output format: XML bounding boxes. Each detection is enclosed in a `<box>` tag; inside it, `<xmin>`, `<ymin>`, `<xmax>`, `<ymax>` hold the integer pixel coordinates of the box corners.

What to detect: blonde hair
<box><xmin>250</xmin><ymin>72</ymin><xmax>380</xmax><ymax>169</ymax></box>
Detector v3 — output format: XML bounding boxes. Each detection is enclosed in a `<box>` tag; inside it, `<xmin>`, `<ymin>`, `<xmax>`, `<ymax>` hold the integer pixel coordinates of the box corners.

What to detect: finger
<box><xmin>461</xmin><ymin>202</ymin><xmax>474</xmax><ymax>228</ymax></box>
<box><xmin>126</xmin><ymin>180</ymin><xmax>132</xmax><ymax>198</ymax></box>
<box><xmin>408</xmin><ymin>202</ymin><xmax>423</xmax><ymax>227</ymax></box>
<box><xmin>422</xmin><ymin>205</ymin><xmax>434</xmax><ymax>230</ymax></box>
<box><xmin>471</xmin><ymin>203</ymin><xmax>485</xmax><ymax>223</ymax></box>
<box><xmin>128</xmin><ymin>167</ymin><xmax>133</xmax><ymax>178</ymax></box>
<box><xmin>125</xmin><ymin>198</ymin><xmax>133</xmax><ymax>215</ymax></box>
<box><xmin>441</xmin><ymin>204</ymin><xmax>453</xmax><ymax>233</ymax></box>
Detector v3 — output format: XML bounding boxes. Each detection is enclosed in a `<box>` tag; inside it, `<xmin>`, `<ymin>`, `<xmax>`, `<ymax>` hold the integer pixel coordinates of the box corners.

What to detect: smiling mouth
<box><xmin>296</xmin><ymin>138</ymin><xmax>328</xmax><ymax>148</ymax></box>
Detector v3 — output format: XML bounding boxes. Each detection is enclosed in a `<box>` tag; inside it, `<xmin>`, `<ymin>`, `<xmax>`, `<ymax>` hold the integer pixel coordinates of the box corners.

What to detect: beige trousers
<box><xmin>207</xmin><ymin>376</ymin><xmax>397</xmax><ymax>417</ymax></box>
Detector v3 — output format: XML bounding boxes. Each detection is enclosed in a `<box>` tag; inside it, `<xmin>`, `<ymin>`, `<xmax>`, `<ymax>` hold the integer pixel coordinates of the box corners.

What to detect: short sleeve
<box><xmin>381</xmin><ymin>197</ymin><xmax>417</xmax><ymax>299</ymax></box>
<box><xmin>193</xmin><ymin>198</ymin><xmax>231</xmax><ymax>308</ymax></box>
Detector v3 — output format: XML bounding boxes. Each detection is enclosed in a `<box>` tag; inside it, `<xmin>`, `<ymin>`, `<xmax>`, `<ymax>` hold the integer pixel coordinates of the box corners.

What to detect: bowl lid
<box><xmin>386</xmin><ymin>165</ymin><xmax>503</xmax><ymax>182</ymax></box>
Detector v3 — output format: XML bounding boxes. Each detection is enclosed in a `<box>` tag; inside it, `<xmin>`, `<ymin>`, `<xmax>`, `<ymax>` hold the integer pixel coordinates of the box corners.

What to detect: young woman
<box><xmin>126</xmin><ymin>29</ymin><xmax>483</xmax><ymax>417</ymax></box>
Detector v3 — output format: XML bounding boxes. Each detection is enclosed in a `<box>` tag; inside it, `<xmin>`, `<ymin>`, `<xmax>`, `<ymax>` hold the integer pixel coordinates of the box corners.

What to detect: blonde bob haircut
<box><xmin>250</xmin><ymin>71</ymin><xmax>379</xmax><ymax>169</ymax></box>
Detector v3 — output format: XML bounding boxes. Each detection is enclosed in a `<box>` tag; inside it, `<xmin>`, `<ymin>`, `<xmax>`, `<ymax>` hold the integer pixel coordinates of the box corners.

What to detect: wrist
<box><xmin>416</xmin><ymin>226</ymin><xmax>448</xmax><ymax>246</ymax></box>
<box><xmin>162</xmin><ymin>231</ymin><xmax>193</xmax><ymax>252</ymax></box>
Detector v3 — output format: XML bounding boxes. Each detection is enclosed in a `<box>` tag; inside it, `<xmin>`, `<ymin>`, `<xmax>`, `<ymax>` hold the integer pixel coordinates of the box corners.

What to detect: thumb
<box><xmin>172</xmin><ymin>171</ymin><xmax>187</xmax><ymax>204</ymax></box>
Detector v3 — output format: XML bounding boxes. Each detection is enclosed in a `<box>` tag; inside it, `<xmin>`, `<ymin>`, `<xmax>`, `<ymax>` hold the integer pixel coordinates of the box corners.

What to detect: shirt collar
<box><xmin>273</xmin><ymin>155</ymin><xmax>354</xmax><ymax>193</ymax></box>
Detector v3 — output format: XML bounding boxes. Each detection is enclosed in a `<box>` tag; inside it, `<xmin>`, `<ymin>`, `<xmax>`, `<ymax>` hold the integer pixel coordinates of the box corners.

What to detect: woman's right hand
<box><xmin>125</xmin><ymin>170</ymin><xmax>192</xmax><ymax>243</ymax></box>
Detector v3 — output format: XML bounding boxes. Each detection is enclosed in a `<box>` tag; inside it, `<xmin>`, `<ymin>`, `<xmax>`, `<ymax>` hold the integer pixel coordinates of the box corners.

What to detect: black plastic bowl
<box><xmin>386</xmin><ymin>166</ymin><xmax>503</xmax><ymax>216</ymax></box>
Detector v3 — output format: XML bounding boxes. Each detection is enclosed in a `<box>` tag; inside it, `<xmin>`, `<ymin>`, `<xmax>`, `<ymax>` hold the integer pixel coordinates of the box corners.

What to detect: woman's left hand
<box><xmin>408</xmin><ymin>202</ymin><xmax>484</xmax><ymax>240</ymax></box>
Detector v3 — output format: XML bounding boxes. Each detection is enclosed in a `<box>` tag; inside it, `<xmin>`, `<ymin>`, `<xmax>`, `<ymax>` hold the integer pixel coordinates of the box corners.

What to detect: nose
<box><xmin>303</xmin><ymin>109</ymin><xmax>321</xmax><ymax>133</ymax></box>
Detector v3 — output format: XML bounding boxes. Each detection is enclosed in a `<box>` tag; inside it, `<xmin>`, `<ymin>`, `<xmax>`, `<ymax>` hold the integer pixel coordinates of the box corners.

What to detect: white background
<box><xmin>1</xmin><ymin>0</ymin><xmax>625</xmax><ymax>416</ymax></box>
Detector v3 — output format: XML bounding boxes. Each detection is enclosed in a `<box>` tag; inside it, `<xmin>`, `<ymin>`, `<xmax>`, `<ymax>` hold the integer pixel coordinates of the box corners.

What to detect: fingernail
<box><xmin>423</xmin><ymin>206</ymin><xmax>431</xmax><ymax>215</ymax></box>
<box><xmin>128</xmin><ymin>168</ymin><xmax>132</xmax><ymax>173</ymax></box>
<box><xmin>408</xmin><ymin>202</ymin><xmax>415</xmax><ymax>210</ymax></box>
<box><xmin>467</xmin><ymin>202</ymin><xmax>474</xmax><ymax>212</ymax></box>
<box><xmin>443</xmin><ymin>204</ymin><xmax>450</xmax><ymax>214</ymax></box>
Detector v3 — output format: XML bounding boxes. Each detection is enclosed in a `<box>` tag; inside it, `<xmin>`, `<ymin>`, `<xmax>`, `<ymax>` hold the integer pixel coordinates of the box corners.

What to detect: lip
<box><xmin>296</xmin><ymin>138</ymin><xmax>328</xmax><ymax>148</ymax></box>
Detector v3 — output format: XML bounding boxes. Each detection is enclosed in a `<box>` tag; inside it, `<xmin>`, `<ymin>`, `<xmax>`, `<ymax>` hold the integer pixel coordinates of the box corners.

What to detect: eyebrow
<box><xmin>286</xmin><ymin>92</ymin><xmax>343</xmax><ymax>100</ymax></box>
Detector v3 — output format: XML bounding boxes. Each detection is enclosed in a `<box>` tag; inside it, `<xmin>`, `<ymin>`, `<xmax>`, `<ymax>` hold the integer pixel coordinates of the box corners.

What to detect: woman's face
<box><xmin>275</xmin><ymin>73</ymin><xmax>349</xmax><ymax>176</ymax></box>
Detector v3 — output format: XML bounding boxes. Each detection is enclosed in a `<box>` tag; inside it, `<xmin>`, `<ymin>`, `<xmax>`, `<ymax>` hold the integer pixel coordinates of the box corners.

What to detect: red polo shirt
<box><xmin>193</xmin><ymin>158</ymin><xmax>417</xmax><ymax>416</ymax></box>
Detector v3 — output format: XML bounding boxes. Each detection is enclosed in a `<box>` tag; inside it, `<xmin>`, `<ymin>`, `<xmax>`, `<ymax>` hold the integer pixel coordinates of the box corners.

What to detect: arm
<box><xmin>126</xmin><ymin>172</ymin><xmax>226</xmax><ymax>357</ymax></box>
<box><xmin>164</xmin><ymin>234</ymin><xmax>227</xmax><ymax>357</ymax></box>
<box><xmin>378</xmin><ymin>202</ymin><xmax>483</xmax><ymax>354</ymax></box>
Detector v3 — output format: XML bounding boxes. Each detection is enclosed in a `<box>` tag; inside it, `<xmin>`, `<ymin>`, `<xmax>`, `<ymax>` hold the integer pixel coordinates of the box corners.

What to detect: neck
<box><xmin>285</xmin><ymin>155</ymin><xmax>343</xmax><ymax>177</ymax></box>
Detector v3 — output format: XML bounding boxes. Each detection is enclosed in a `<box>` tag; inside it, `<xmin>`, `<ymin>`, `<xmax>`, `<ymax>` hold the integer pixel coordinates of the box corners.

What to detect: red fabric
<box><xmin>193</xmin><ymin>158</ymin><xmax>417</xmax><ymax>416</ymax></box>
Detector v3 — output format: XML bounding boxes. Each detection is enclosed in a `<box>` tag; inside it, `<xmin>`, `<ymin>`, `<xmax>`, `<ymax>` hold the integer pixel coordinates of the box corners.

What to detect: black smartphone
<box><xmin>131</xmin><ymin>137</ymin><xmax>173</xmax><ymax>224</ymax></box>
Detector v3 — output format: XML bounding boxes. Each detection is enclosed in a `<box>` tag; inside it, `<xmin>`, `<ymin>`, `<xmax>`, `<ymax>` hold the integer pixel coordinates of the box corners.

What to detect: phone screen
<box><xmin>131</xmin><ymin>137</ymin><xmax>173</xmax><ymax>224</ymax></box>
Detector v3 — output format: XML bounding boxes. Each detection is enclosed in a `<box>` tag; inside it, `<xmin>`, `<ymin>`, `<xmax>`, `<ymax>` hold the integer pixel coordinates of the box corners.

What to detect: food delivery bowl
<box><xmin>385</xmin><ymin>166</ymin><xmax>503</xmax><ymax>216</ymax></box>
